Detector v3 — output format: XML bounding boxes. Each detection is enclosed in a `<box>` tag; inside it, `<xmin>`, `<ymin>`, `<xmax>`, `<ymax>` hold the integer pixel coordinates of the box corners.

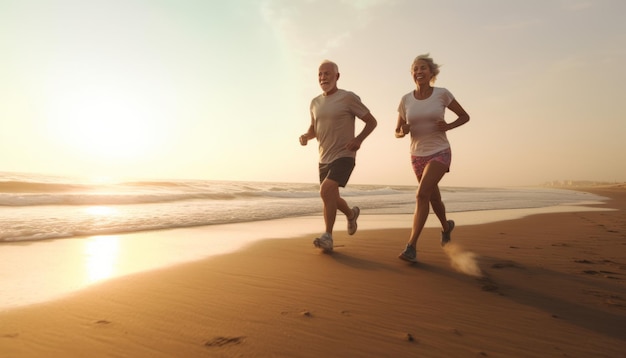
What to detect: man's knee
<box><xmin>320</xmin><ymin>179</ymin><xmax>339</xmax><ymax>200</ymax></box>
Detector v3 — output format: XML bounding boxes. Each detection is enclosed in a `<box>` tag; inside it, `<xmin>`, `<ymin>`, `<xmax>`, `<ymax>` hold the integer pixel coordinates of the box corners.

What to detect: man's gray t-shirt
<box><xmin>310</xmin><ymin>89</ymin><xmax>370</xmax><ymax>164</ymax></box>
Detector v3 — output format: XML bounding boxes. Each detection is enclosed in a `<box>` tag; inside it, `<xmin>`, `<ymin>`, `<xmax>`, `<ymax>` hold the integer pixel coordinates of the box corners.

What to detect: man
<box><xmin>299</xmin><ymin>60</ymin><xmax>378</xmax><ymax>252</ymax></box>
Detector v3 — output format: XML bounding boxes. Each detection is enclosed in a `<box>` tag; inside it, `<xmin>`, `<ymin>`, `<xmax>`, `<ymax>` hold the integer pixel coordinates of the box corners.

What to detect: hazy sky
<box><xmin>1</xmin><ymin>0</ymin><xmax>624</xmax><ymax>187</ymax></box>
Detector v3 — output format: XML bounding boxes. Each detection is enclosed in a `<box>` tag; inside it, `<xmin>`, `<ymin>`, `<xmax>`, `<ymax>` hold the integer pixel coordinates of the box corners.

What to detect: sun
<box><xmin>48</xmin><ymin>91</ymin><xmax>160</xmax><ymax>161</ymax></box>
<box><xmin>43</xmin><ymin>69</ymin><xmax>170</xmax><ymax>164</ymax></box>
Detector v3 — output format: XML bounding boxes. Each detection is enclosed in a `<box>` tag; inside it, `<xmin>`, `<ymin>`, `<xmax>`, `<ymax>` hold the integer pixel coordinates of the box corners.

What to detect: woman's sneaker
<box><xmin>398</xmin><ymin>244</ymin><xmax>417</xmax><ymax>263</ymax></box>
<box><xmin>347</xmin><ymin>206</ymin><xmax>360</xmax><ymax>235</ymax></box>
<box><xmin>441</xmin><ymin>220</ymin><xmax>455</xmax><ymax>246</ymax></box>
<box><xmin>313</xmin><ymin>232</ymin><xmax>333</xmax><ymax>252</ymax></box>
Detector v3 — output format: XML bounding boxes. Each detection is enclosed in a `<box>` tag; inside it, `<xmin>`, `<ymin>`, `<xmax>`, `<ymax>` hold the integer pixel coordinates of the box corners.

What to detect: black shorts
<box><xmin>319</xmin><ymin>157</ymin><xmax>355</xmax><ymax>187</ymax></box>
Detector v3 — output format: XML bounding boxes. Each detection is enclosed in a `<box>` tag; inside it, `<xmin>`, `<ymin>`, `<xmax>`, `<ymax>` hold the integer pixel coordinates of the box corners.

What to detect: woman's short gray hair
<box><xmin>411</xmin><ymin>53</ymin><xmax>440</xmax><ymax>78</ymax></box>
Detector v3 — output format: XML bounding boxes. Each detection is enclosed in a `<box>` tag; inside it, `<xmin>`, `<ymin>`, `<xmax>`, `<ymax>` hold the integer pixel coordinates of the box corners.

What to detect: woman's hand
<box><xmin>396</xmin><ymin>123</ymin><xmax>410</xmax><ymax>138</ymax></box>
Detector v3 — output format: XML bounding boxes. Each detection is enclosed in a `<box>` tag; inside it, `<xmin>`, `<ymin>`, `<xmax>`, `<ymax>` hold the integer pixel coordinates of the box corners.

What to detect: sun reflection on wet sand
<box><xmin>85</xmin><ymin>235</ymin><xmax>120</xmax><ymax>283</ymax></box>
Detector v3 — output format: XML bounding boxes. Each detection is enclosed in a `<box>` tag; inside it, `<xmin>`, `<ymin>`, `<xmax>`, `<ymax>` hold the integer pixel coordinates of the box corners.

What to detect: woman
<box><xmin>396</xmin><ymin>54</ymin><xmax>470</xmax><ymax>263</ymax></box>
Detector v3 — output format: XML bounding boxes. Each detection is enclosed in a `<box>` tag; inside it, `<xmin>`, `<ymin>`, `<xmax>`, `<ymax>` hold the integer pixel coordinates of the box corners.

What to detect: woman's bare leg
<box><xmin>429</xmin><ymin>185</ymin><xmax>451</xmax><ymax>231</ymax></box>
<box><xmin>408</xmin><ymin>161</ymin><xmax>448</xmax><ymax>247</ymax></box>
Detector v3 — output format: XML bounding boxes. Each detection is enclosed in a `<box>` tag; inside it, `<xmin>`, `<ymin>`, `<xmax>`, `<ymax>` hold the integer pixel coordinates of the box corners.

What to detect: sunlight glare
<box><xmin>43</xmin><ymin>66</ymin><xmax>170</xmax><ymax>164</ymax></box>
<box><xmin>56</xmin><ymin>94</ymin><xmax>155</xmax><ymax>159</ymax></box>
<box><xmin>84</xmin><ymin>235</ymin><xmax>120</xmax><ymax>283</ymax></box>
<box><xmin>87</xmin><ymin>176</ymin><xmax>117</xmax><ymax>185</ymax></box>
<box><xmin>84</xmin><ymin>206</ymin><xmax>117</xmax><ymax>216</ymax></box>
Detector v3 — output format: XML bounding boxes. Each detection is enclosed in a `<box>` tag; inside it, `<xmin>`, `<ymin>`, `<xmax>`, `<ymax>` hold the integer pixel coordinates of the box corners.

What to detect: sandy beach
<box><xmin>1</xmin><ymin>186</ymin><xmax>625</xmax><ymax>357</ymax></box>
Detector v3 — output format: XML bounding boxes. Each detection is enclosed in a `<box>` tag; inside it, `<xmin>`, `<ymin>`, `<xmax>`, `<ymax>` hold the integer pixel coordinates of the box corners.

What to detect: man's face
<box><xmin>318</xmin><ymin>63</ymin><xmax>338</xmax><ymax>94</ymax></box>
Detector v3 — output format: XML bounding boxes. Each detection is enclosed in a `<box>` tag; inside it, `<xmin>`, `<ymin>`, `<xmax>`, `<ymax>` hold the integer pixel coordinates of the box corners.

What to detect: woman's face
<box><xmin>411</xmin><ymin>60</ymin><xmax>432</xmax><ymax>86</ymax></box>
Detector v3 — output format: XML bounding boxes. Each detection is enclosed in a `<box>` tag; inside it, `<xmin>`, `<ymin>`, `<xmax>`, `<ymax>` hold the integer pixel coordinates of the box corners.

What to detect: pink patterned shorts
<box><xmin>411</xmin><ymin>148</ymin><xmax>452</xmax><ymax>180</ymax></box>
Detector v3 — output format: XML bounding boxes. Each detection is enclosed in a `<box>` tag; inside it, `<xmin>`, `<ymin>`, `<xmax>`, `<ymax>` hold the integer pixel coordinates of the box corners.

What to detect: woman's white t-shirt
<box><xmin>398</xmin><ymin>87</ymin><xmax>454</xmax><ymax>156</ymax></box>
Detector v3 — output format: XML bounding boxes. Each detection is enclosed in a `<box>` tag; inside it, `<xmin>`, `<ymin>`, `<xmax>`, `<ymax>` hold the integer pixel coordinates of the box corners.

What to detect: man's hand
<box><xmin>299</xmin><ymin>134</ymin><xmax>308</xmax><ymax>146</ymax></box>
<box><xmin>345</xmin><ymin>138</ymin><xmax>362</xmax><ymax>151</ymax></box>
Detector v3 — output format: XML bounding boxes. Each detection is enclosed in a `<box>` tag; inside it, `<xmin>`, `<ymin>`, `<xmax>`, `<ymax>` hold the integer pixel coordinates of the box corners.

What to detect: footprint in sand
<box><xmin>583</xmin><ymin>270</ymin><xmax>622</xmax><ymax>279</ymax></box>
<box><xmin>280</xmin><ymin>310</ymin><xmax>314</xmax><ymax>317</ymax></box>
<box><xmin>583</xmin><ymin>270</ymin><xmax>600</xmax><ymax>275</ymax></box>
<box><xmin>574</xmin><ymin>259</ymin><xmax>594</xmax><ymax>264</ymax></box>
<box><xmin>477</xmin><ymin>277</ymin><xmax>499</xmax><ymax>292</ymax></box>
<box><xmin>583</xmin><ymin>290</ymin><xmax>626</xmax><ymax>310</ymax></box>
<box><xmin>491</xmin><ymin>261</ymin><xmax>520</xmax><ymax>269</ymax></box>
<box><xmin>605</xmin><ymin>299</ymin><xmax>626</xmax><ymax>309</ymax></box>
<box><xmin>204</xmin><ymin>336</ymin><xmax>246</xmax><ymax>347</ymax></box>
<box><xmin>551</xmin><ymin>243</ymin><xmax>571</xmax><ymax>247</ymax></box>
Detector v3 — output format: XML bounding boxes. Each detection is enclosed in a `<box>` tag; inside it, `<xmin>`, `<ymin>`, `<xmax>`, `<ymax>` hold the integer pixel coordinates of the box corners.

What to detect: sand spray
<box><xmin>444</xmin><ymin>243</ymin><xmax>483</xmax><ymax>277</ymax></box>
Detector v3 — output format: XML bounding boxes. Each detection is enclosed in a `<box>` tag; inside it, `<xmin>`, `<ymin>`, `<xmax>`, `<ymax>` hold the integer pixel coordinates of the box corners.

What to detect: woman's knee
<box><xmin>415</xmin><ymin>189</ymin><xmax>431</xmax><ymax>203</ymax></box>
<box><xmin>430</xmin><ymin>197</ymin><xmax>443</xmax><ymax>208</ymax></box>
<box><xmin>429</xmin><ymin>190</ymin><xmax>442</xmax><ymax>204</ymax></box>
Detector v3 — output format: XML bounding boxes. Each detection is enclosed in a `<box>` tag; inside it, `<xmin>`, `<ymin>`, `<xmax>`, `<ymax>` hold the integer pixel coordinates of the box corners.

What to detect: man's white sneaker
<box><xmin>347</xmin><ymin>206</ymin><xmax>360</xmax><ymax>235</ymax></box>
<box><xmin>313</xmin><ymin>232</ymin><xmax>333</xmax><ymax>252</ymax></box>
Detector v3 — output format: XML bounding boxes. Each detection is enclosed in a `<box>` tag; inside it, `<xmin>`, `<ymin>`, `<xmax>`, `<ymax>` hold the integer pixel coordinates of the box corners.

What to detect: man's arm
<box><xmin>299</xmin><ymin>119</ymin><xmax>316</xmax><ymax>146</ymax></box>
<box><xmin>346</xmin><ymin>112</ymin><xmax>377</xmax><ymax>151</ymax></box>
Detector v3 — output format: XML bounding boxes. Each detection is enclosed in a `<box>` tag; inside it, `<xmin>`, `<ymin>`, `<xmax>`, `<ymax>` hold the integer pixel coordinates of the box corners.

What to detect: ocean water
<box><xmin>0</xmin><ymin>171</ymin><xmax>613</xmax><ymax>310</ymax></box>
<box><xmin>0</xmin><ymin>171</ymin><xmax>608</xmax><ymax>243</ymax></box>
